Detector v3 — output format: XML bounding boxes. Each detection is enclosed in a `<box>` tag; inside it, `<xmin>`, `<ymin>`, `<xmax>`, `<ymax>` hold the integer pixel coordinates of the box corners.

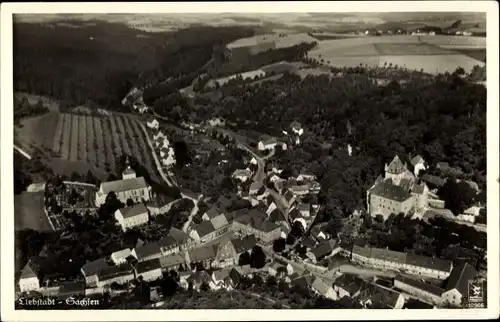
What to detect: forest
<box><xmin>13</xmin><ymin>21</ymin><xmax>256</xmax><ymax>110</ymax></box>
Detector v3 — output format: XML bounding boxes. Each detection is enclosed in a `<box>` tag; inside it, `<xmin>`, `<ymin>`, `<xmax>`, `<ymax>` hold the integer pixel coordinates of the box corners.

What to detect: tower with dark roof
<box><xmin>384</xmin><ymin>155</ymin><xmax>408</xmax><ymax>185</ymax></box>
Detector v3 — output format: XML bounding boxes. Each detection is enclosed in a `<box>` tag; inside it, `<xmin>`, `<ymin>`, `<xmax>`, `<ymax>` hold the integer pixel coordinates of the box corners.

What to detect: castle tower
<box><xmin>384</xmin><ymin>155</ymin><xmax>407</xmax><ymax>185</ymax></box>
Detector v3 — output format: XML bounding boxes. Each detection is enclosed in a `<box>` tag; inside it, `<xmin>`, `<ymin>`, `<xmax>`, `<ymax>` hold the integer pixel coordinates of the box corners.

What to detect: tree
<box><xmin>290</xmin><ymin>221</ymin><xmax>305</xmax><ymax>239</ymax></box>
<box><xmin>250</xmin><ymin>246</ymin><xmax>266</xmax><ymax>269</ymax></box>
<box><xmin>272</xmin><ymin>238</ymin><xmax>286</xmax><ymax>253</ymax></box>
<box><xmin>126</xmin><ymin>198</ymin><xmax>135</xmax><ymax>207</ymax></box>
<box><xmin>238</xmin><ymin>251</ymin><xmax>251</xmax><ymax>266</ymax></box>
<box><xmin>438</xmin><ymin>180</ymin><xmax>477</xmax><ymax>215</ymax></box>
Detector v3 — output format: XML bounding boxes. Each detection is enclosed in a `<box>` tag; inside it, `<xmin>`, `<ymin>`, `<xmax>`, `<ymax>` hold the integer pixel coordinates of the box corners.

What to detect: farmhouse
<box><xmin>146</xmin><ymin>194</ymin><xmax>178</xmax><ymax>216</ymax></box>
<box><xmin>81</xmin><ymin>258</ymin><xmax>110</xmax><ymax>287</ymax></box>
<box><xmin>110</xmin><ymin>248</ymin><xmax>132</xmax><ymax>265</ymax></box>
<box><xmin>134</xmin><ymin>258</ymin><xmax>163</xmax><ymax>282</ymax></box>
<box><xmin>147</xmin><ymin>118</ymin><xmax>159</xmax><ymax>130</ymax></box>
<box><xmin>114</xmin><ymin>203</ymin><xmax>150</xmax><ymax>231</ymax></box>
<box><xmin>96</xmin><ymin>264</ymin><xmax>135</xmax><ymax>287</ymax></box>
<box><xmin>258</xmin><ymin>136</ymin><xmax>278</xmax><ymax>151</ymax></box>
<box><xmin>19</xmin><ymin>261</ymin><xmax>41</xmax><ymax>293</ymax></box>
<box><xmin>95</xmin><ymin>167</ymin><xmax>151</xmax><ymax>207</ymax></box>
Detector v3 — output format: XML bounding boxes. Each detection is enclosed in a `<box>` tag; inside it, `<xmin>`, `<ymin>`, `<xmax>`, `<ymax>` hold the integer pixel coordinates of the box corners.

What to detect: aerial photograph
<box><xmin>12</xmin><ymin>11</ymin><xmax>487</xmax><ymax>310</ymax></box>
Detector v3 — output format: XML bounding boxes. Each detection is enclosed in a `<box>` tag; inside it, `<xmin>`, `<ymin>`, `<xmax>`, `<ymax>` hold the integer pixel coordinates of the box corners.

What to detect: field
<box><xmin>15</xmin><ymin>112</ymin><xmax>161</xmax><ymax>182</ymax></box>
<box><xmin>15</xmin><ymin>192</ymin><xmax>53</xmax><ymax>232</ymax></box>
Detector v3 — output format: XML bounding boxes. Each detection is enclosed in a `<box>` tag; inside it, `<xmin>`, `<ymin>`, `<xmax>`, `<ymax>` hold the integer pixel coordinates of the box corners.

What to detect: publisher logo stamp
<box><xmin>467</xmin><ymin>279</ymin><xmax>485</xmax><ymax>308</ymax></box>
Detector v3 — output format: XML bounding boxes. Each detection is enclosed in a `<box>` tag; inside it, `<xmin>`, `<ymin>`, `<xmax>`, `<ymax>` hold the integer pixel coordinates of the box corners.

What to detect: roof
<box><xmin>311</xmin><ymin>240</ymin><xmax>336</xmax><ymax>259</ymax></box>
<box><xmin>288</xmin><ymin>208</ymin><xmax>301</xmax><ymax>221</ymax></box>
<box><xmin>100</xmin><ymin>177</ymin><xmax>149</xmax><ymax>194</ymax></box>
<box><xmin>249</xmin><ymin>182</ymin><xmax>262</xmax><ymax>192</ymax></box>
<box><xmin>118</xmin><ymin>203</ymin><xmax>149</xmax><ymax>219</ymax></box>
<box><xmin>312</xmin><ymin>277</ymin><xmax>333</xmax><ymax>296</ymax></box>
<box><xmin>20</xmin><ymin>261</ymin><xmax>38</xmax><ymax>279</ymax></box>
<box><xmin>334</xmin><ymin>274</ymin><xmax>366</xmax><ymax>295</ymax></box>
<box><xmin>405</xmin><ymin>254</ymin><xmax>452</xmax><ymax>272</ymax></box>
<box><xmin>269</xmin><ymin>208</ymin><xmax>285</xmax><ymax>223</ymax></box>
<box><xmin>204</xmin><ymin>205</ymin><xmax>222</xmax><ymax>219</ymax></box>
<box><xmin>411</xmin><ymin>182</ymin><xmax>427</xmax><ymax>195</ymax></box>
<box><xmin>370</xmin><ymin>247</ymin><xmax>407</xmax><ymax>264</ymax></box>
<box><xmin>122</xmin><ymin>167</ymin><xmax>136</xmax><ymax>175</ymax></box>
<box><xmin>234</xmin><ymin>212</ymin><xmax>280</xmax><ymax>233</ymax></box>
<box><xmin>291</xmin><ymin>274</ymin><xmax>315</xmax><ymax>289</ymax></box>
<box><xmin>284</xmin><ymin>190</ymin><xmax>295</xmax><ymax>202</ymax></box>
<box><xmin>98</xmin><ymin>264</ymin><xmax>134</xmax><ymax>281</ymax></box>
<box><xmin>146</xmin><ymin>194</ymin><xmax>176</xmax><ymax>208</ymax></box>
<box><xmin>211</xmin><ymin>214</ymin><xmax>229</xmax><ymax>230</ymax></box>
<box><xmin>232</xmin><ymin>169</ymin><xmax>252</xmax><ymax>177</ymax></box>
<box><xmin>445</xmin><ymin>262</ymin><xmax>478</xmax><ymax>295</ymax></box>
<box><xmin>386</xmin><ymin>155</ymin><xmax>407</xmax><ymax>174</ymax></box>
<box><xmin>421</xmin><ymin>174</ymin><xmax>446</xmax><ymax>187</ymax></box>
<box><xmin>111</xmin><ymin>248</ymin><xmax>132</xmax><ymax>261</ymax></box>
<box><xmin>135</xmin><ymin>258</ymin><xmax>162</xmax><ymax>274</ymax></box>
<box><xmin>194</xmin><ymin>220</ymin><xmax>215</xmax><ymax>237</ymax></box>
<box><xmin>369</xmin><ymin>181</ymin><xmax>412</xmax><ymax>202</ymax></box>
<box><xmin>403</xmin><ymin>298</ymin><xmax>434</xmax><ymax>309</ymax></box>
<box><xmin>168</xmin><ymin>227</ymin><xmax>191</xmax><ymax>244</ymax></box>
<box><xmin>358</xmin><ymin>282</ymin><xmax>402</xmax><ymax>308</ymax></box>
<box><xmin>289</xmin><ymin>185</ymin><xmax>310</xmax><ymax>193</ymax></box>
<box><xmin>81</xmin><ymin>258</ymin><xmax>109</xmax><ymax>276</ymax></box>
<box><xmin>159</xmin><ymin>252</ymin><xmax>186</xmax><ymax>268</ymax></box>
<box><xmin>410</xmin><ymin>155</ymin><xmax>424</xmax><ymax>166</ymax></box>
<box><xmin>395</xmin><ymin>275</ymin><xmax>445</xmax><ymax>296</ymax></box>
<box><xmin>133</xmin><ymin>243</ymin><xmax>162</xmax><ymax>259</ymax></box>
<box><xmin>337</xmin><ymin>295</ymin><xmax>364</xmax><ymax>308</ymax></box>
<box><xmin>352</xmin><ymin>245</ymin><xmax>372</xmax><ymax>258</ymax></box>
<box><xmin>231</xmin><ymin>235</ymin><xmax>257</xmax><ymax>254</ymax></box>
<box><xmin>399</xmin><ymin>178</ymin><xmax>412</xmax><ymax>192</ymax></box>
<box><xmin>298</xmin><ymin>203</ymin><xmax>311</xmax><ymax>213</ymax></box>
<box><xmin>260</xmin><ymin>137</ymin><xmax>278</xmax><ymax>145</ymax></box>
<box><xmin>157</xmin><ymin>235</ymin><xmax>177</xmax><ymax>249</ymax></box>
<box><xmin>188</xmin><ymin>245</ymin><xmax>217</xmax><ymax>263</ymax></box>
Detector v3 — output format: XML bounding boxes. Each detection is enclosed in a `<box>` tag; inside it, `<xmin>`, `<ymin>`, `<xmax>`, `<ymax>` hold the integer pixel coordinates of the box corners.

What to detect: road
<box><xmin>182</xmin><ymin>195</ymin><xmax>200</xmax><ymax>233</ymax></box>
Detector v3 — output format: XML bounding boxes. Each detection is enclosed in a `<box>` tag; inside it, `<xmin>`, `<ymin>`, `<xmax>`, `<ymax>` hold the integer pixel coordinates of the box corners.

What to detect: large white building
<box><xmin>18</xmin><ymin>261</ymin><xmax>40</xmax><ymax>293</ymax></box>
<box><xmin>114</xmin><ymin>203</ymin><xmax>150</xmax><ymax>231</ymax></box>
<box><xmin>95</xmin><ymin>167</ymin><xmax>152</xmax><ymax>207</ymax></box>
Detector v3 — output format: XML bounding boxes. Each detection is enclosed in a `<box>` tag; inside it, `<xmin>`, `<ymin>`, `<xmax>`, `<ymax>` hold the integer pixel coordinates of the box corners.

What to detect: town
<box><xmin>12</xmin><ymin>11</ymin><xmax>487</xmax><ymax>310</ymax></box>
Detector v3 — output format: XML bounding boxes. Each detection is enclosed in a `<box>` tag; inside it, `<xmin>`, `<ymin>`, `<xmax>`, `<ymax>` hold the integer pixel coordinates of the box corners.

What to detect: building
<box><xmin>159</xmin><ymin>252</ymin><xmax>187</xmax><ymax>272</ymax></box>
<box><xmin>169</xmin><ymin>227</ymin><xmax>196</xmax><ymax>250</ymax></box>
<box><xmin>211</xmin><ymin>213</ymin><xmax>230</xmax><ymax>230</ymax></box>
<box><xmin>81</xmin><ymin>258</ymin><xmax>110</xmax><ymax>287</ymax></box>
<box><xmin>209</xmin><ymin>268</ymin><xmax>241</xmax><ymax>291</ymax></box>
<box><xmin>184</xmin><ymin>271</ymin><xmax>212</xmax><ymax>291</ymax></box>
<box><xmin>394</xmin><ymin>275</ymin><xmax>444</xmax><ymax>305</ymax></box>
<box><xmin>290</xmin><ymin>121</ymin><xmax>304</xmax><ymax>136</ymax></box>
<box><xmin>410</xmin><ymin>155</ymin><xmax>427</xmax><ymax>177</ymax></box>
<box><xmin>147</xmin><ymin>118</ymin><xmax>159</xmax><ymax>130</ymax></box>
<box><xmin>333</xmin><ymin>274</ymin><xmax>366</xmax><ymax>300</ymax></box>
<box><xmin>411</xmin><ymin>182</ymin><xmax>430</xmax><ymax>212</ymax></box>
<box><xmin>96</xmin><ymin>264</ymin><xmax>135</xmax><ymax>287</ymax></box>
<box><xmin>284</xmin><ymin>190</ymin><xmax>297</xmax><ymax>208</ymax></box>
<box><xmin>19</xmin><ymin>261</ymin><xmax>40</xmax><ymax>293</ymax></box>
<box><xmin>114</xmin><ymin>203</ymin><xmax>150</xmax><ymax>231</ymax></box>
<box><xmin>298</xmin><ymin>203</ymin><xmax>311</xmax><ymax>217</ymax></box>
<box><xmin>232</xmin><ymin>210</ymin><xmax>282</xmax><ymax>243</ymax></box>
<box><xmin>202</xmin><ymin>205</ymin><xmax>223</xmax><ymax>221</ymax></box>
<box><xmin>357</xmin><ymin>282</ymin><xmax>405</xmax><ymax>309</ymax></box>
<box><xmin>110</xmin><ymin>248</ymin><xmax>132</xmax><ymax>265</ymax></box>
<box><xmin>288</xmin><ymin>184</ymin><xmax>310</xmax><ymax>196</ymax></box>
<box><xmin>367</xmin><ymin>181</ymin><xmax>414</xmax><ymax>219</ymax></box>
<box><xmin>215</xmin><ymin>235</ymin><xmax>257</xmax><ymax>268</ymax></box>
<box><xmin>258</xmin><ymin>136</ymin><xmax>278</xmax><ymax>151</ymax></box>
<box><xmin>441</xmin><ymin>262</ymin><xmax>478</xmax><ymax>307</ymax></box>
<box><xmin>249</xmin><ymin>182</ymin><xmax>263</xmax><ymax>195</ymax></box>
<box><xmin>306</xmin><ymin>240</ymin><xmax>337</xmax><ymax>264</ymax></box>
<box><xmin>146</xmin><ymin>194</ymin><xmax>178</xmax><ymax>216</ymax></box>
<box><xmin>95</xmin><ymin>168</ymin><xmax>151</xmax><ymax>206</ymax></box>
<box><xmin>132</xmin><ymin>243</ymin><xmax>162</xmax><ymax>262</ymax></box>
<box><xmin>312</xmin><ymin>277</ymin><xmax>336</xmax><ymax>300</ymax></box>
<box><xmin>157</xmin><ymin>235</ymin><xmax>180</xmax><ymax>256</ymax></box>
<box><xmin>189</xmin><ymin>221</ymin><xmax>216</xmax><ymax>243</ymax></box>
<box><xmin>232</xmin><ymin>169</ymin><xmax>253</xmax><ymax>182</ymax></box>
<box><xmin>185</xmin><ymin>245</ymin><xmax>218</xmax><ymax>269</ymax></box>
<box><xmin>350</xmin><ymin>245</ymin><xmax>453</xmax><ymax>280</ymax></box>
<box><xmin>134</xmin><ymin>258</ymin><xmax>163</xmax><ymax>282</ymax></box>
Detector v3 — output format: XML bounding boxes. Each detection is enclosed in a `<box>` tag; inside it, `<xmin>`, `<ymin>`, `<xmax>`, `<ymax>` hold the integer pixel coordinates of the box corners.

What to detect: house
<box><xmin>169</xmin><ymin>227</ymin><xmax>196</xmax><ymax>250</ymax></box>
<box><xmin>284</xmin><ymin>190</ymin><xmax>296</xmax><ymax>207</ymax></box>
<box><xmin>146</xmin><ymin>194</ymin><xmax>178</xmax><ymax>216</ymax></box>
<box><xmin>209</xmin><ymin>268</ymin><xmax>241</xmax><ymax>290</ymax></box>
<box><xmin>132</xmin><ymin>243</ymin><xmax>162</xmax><ymax>262</ymax></box>
<box><xmin>249</xmin><ymin>182</ymin><xmax>263</xmax><ymax>195</ymax></box>
<box><xmin>232</xmin><ymin>210</ymin><xmax>282</xmax><ymax>243</ymax></box>
<box><xmin>157</xmin><ymin>235</ymin><xmax>180</xmax><ymax>256</ymax></box>
<box><xmin>232</xmin><ymin>169</ymin><xmax>253</xmax><ymax>182</ymax></box>
<box><xmin>215</xmin><ymin>235</ymin><xmax>257</xmax><ymax>268</ymax></box>
<box><xmin>186</xmin><ymin>245</ymin><xmax>218</xmax><ymax>269</ymax></box>
<box><xmin>333</xmin><ymin>274</ymin><xmax>366</xmax><ymax>300</ymax></box>
<box><xmin>189</xmin><ymin>221</ymin><xmax>216</xmax><ymax>243</ymax></box>
<box><xmin>81</xmin><ymin>258</ymin><xmax>110</xmax><ymax>287</ymax></box>
<box><xmin>394</xmin><ymin>275</ymin><xmax>444</xmax><ymax>305</ymax></box>
<box><xmin>441</xmin><ymin>262</ymin><xmax>478</xmax><ymax>307</ymax></box>
<box><xmin>134</xmin><ymin>258</ymin><xmax>163</xmax><ymax>282</ymax></box>
<box><xmin>288</xmin><ymin>185</ymin><xmax>310</xmax><ymax>196</ymax></box>
<box><xmin>211</xmin><ymin>213</ymin><xmax>230</xmax><ymax>230</ymax></box>
<box><xmin>153</xmin><ymin>131</ymin><xmax>165</xmax><ymax>141</ymax></box>
<box><xmin>202</xmin><ymin>205</ymin><xmax>223</xmax><ymax>221</ymax></box>
<box><xmin>312</xmin><ymin>277</ymin><xmax>336</xmax><ymax>300</ymax></box>
<box><xmin>159</xmin><ymin>252</ymin><xmax>186</xmax><ymax>272</ymax></box>
<box><xmin>290</xmin><ymin>121</ymin><xmax>304</xmax><ymax>136</ymax></box>
<box><xmin>357</xmin><ymin>282</ymin><xmax>405</xmax><ymax>309</ymax></box>
<box><xmin>308</xmin><ymin>181</ymin><xmax>322</xmax><ymax>194</ymax></box>
<box><xmin>96</xmin><ymin>264</ymin><xmax>135</xmax><ymax>287</ymax></box>
<box><xmin>268</xmin><ymin>208</ymin><xmax>286</xmax><ymax>225</ymax></box>
<box><xmin>268</xmin><ymin>261</ymin><xmax>286</xmax><ymax>277</ymax></box>
<box><xmin>258</xmin><ymin>136</ymin><xmax>278</xmax><ymax>151</ymax></box>
<box><xmin>19</xmin><ymin>261</ymin><xmax>41</xmax><ymax>293</ymax></box>
<box><xmin>411</xmin><ymin>182</ymin><xmax>430</xmax><ymax>211</ymax></box>
<box><xmin>185</xmin><ymin>271</ymin><xmax>212</xmax><ymax>291</ymax></box>
<box><xmin>306</xmin><ymin>240</ymin><xmax>337</xmax><ymax>264</ymax></box>
<box><xmin>147</xmin><ymin>118</ymin><xmax>159</xmax><ymax>130</ymax></box>
<box><xmin>114</xmin><ymin>203</ymin><xmax>150</xmax><ymax>231</ymax></box>
<box><xmin>298</xmin><ymin>203</ymin><xmax>311</xmax><ymax>217</ymax></box>
<box><xmin>410</xmin><ymin>155</ymin><xmax>427</xmax><ymax>177</ymax></box>
<box><xmin>95</xmin><ymin>168</ymin><xmax>152</xmax><ymax>206</ymax></box>
<box><xmin>111</xmin><ymin>248</ymin><xmax>132</xmax><ymax>265</ymax></box>
<box><xmin>311</xmin><ymin>222</ymin><xmax>329</xmax><ymax>241</ymax></box>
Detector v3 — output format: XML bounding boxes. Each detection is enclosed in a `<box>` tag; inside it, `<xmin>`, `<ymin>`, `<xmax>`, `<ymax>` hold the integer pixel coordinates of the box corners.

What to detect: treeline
<box><xmin>13</xmin><ymin>21</ymin><xmax>255</xmax><ymax>110</ymax></box>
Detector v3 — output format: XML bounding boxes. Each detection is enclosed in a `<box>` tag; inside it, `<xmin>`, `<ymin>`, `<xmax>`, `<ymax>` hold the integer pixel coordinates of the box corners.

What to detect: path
<box><xmin>182</xmin><ymin>195</ymin><xmax>200</xmax><ymax>233</ymax></box>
